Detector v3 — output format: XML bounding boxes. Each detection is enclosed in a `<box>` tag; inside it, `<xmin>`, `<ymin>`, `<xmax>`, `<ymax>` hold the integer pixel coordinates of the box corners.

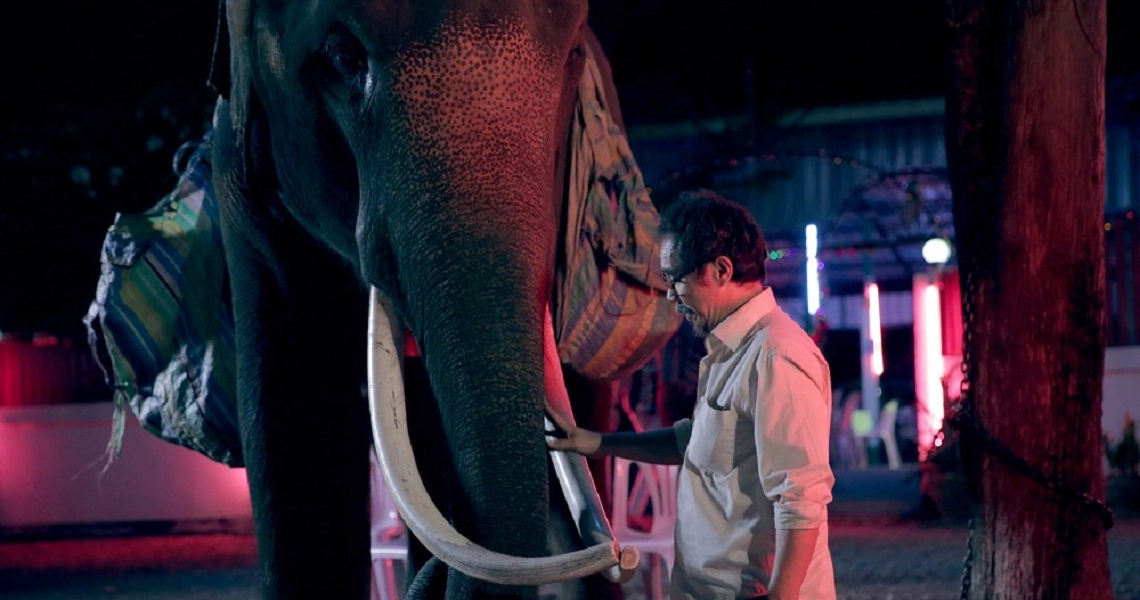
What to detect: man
<box><xmin>547</xmin><ymin>189</ymin><xmax>836</xmax><ymax>600</ymax></box>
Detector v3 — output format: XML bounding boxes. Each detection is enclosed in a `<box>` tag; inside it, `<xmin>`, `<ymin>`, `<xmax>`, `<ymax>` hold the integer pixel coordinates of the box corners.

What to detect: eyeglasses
<box><xmin>660</xmin><ymin>264</ymin><xmax>704</xmax><ymax>290</ymax></box>
<box><xmin>659</xmin><ymin>268</ymin><xmax>693</xmax><ymax>289</ymax></box>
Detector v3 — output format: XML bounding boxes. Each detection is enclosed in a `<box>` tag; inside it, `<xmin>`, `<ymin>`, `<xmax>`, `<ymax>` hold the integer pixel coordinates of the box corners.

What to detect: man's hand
<box><xmin>545</xmin><ymin>408</ymin><xmax>603</xmax><ymax>457</ymax></box>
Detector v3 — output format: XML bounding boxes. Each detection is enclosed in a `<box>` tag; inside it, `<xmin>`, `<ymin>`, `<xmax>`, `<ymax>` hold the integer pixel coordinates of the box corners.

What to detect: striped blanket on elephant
<box><xmin>85</xmin><ymin>48</ymin><xmax>677</xmax><ymax>465</ymax></box>
<box><xmin>554</xmin><ymin>43</ymin><xmax>680</xmax><ymax>382</ymax></box>
<box><xmin>84</xmin><ymin>137</ymin><xmax>242</xmax><ymax>467</ymax></box>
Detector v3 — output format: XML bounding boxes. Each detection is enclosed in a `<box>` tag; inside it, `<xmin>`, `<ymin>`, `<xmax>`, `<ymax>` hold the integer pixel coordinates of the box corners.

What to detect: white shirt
<box><xmin>670</xmin><ymin>288</ymin><xmax>836</xmax><ymax>599</ymax></box>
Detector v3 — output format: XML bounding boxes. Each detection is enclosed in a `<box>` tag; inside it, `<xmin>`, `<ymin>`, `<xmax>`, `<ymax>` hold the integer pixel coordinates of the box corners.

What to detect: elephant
<box><xmin>211</xmin><ymin>1</ymin><xmax>676</xmax><ymax>598</ymax></box>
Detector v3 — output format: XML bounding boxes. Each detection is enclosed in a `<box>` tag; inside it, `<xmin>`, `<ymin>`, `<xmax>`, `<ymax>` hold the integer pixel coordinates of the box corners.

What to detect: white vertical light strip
<box><xmin>805</xmin><ymin>224</ymin><xmax>820</xmax><ymax>315</ymax></box>
<box><xmin>913</xmin><ymin>278</ymin><xmax>930</xmax><ymax>456</ymax></box>
<box><xmin>867</xmin><ymin>282</ymin><xmax>884</xmax><ymax>376</ymax></box>
<box><xmin>922</xmin><ymin>284</ymin><xmax>945</xmax><ymax>448</ymax></box>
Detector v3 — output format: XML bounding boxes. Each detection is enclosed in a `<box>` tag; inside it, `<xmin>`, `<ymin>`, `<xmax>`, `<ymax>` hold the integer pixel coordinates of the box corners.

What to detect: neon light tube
<box><xmin>922</xmin><ymin>283</ymin><xmax>944</xmax><ymax>446</ymax></box>
<box><xmin>867</xmin><ymin>282</ymin><xmax>883</xmax><ymax>376</ymax></box>
<box><xmin>805</xmin><ymin>224</ymin><xmax>820</xmax><ymax>315</ymax></box>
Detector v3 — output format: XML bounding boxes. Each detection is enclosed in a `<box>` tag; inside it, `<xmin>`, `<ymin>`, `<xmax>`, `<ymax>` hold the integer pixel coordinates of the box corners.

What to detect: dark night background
<box><xmin>2</xmin><ymin>1</ymin><xmax>1137</xmax><ymax>340</ymax></box>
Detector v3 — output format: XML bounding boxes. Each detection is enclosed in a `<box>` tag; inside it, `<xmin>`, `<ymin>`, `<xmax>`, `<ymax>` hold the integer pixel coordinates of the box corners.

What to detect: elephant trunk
<box><xmin>358</xmin><ymin>17</ymin><xmax>624</xmax><ymax>588</ymax></box>
<box><xmin>368</xmin><ymin>289</ymin><xmax>627</xmax><ymax>585</ymax></box>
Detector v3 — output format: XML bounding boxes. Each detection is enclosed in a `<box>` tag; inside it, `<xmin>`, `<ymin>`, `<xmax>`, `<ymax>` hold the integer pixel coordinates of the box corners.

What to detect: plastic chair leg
<box><xmin>884</xmin><ymin>433</ymin><xmax>901</xmax><ymax>470</ymax></box>
<box><xmin>643</xmin><ymin>554</ymin><xmax>664</xmax><ymax>600</ymax></box>
<box><xmin>371</xmin><ymin>557</ymin><xmax>401</xmax><ymax>600</ymax></box>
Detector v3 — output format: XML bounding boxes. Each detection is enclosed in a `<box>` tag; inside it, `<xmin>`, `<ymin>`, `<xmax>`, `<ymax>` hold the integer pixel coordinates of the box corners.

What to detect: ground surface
<box><xmin>2</xmin><ymin>518</ymin><xmax>1138</xmax><ymax>599</ymax></box>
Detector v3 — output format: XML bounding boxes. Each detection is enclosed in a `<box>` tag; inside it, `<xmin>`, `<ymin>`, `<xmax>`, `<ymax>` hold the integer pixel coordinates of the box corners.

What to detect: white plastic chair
<box><xmin>369</xmin><ymin>450</ymin><xmax>407</xmax><ymax>600</ymax></box>
<box><xmin>877</xmin><ymin>400</ymin><xmax>901</xmax><ymax>470</ymax></box>
<box><xmin>611</xmin><ymin>457</ymin><xmax>679</xmax><ymax>600</ymax></box>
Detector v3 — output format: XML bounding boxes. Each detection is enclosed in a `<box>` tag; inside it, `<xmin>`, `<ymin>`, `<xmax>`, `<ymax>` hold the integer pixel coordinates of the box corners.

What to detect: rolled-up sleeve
<box><xmin>672</xmin><ymin>418</ymin><xmax>693</xmax><ymax>455</ymax></box>
<box><xmin>749</xmin><ymin>349</ymin><xmax>834</xmax><ymax>530</ymax></box>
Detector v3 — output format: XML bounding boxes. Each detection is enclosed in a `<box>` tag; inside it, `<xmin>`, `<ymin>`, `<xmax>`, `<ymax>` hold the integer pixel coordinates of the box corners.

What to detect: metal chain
<box><xmin>951</xmin><ymin>409</ymin><xmax>1116</xmax><ymax>529</ymax></box>
<box><xmin>947</xmin><ymin>266</ymin><xmax>1115</xmax><ymax>531</ymax></box>
<box><xmin>947</xmin><ymin>247</ymin><xmax>1115</xmax><ymax>600</ymax></box>
<box><xmin>954</xmin><ymin>265</ymin><xmax>978</xmax><ymax>600</ymax></box>
<box><xmin>959</xmin><ymin>516</ymin><xmax>975</xmax><ymax>600</ymax></box>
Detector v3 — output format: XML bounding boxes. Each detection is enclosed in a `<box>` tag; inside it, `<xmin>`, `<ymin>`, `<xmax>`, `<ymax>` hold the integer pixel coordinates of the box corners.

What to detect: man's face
<box><xmin>660</xmin><ymin>236</ymin><xmax>713</xmax><ymax>338</ymax></box>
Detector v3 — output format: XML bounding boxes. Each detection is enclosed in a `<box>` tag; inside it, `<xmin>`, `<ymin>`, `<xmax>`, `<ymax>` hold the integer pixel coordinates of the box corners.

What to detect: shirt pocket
<box><xmin>685</xmin><ymin>399</ymin><xmax>739</xmax><ymax>474</ymax></box>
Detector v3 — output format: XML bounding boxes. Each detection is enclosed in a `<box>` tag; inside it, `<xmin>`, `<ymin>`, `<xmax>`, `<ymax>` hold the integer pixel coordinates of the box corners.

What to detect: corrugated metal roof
<box><xmin>628</xmin><ymin>98</ymin><xmax>1140</xmax><ymax>293</ymax></box>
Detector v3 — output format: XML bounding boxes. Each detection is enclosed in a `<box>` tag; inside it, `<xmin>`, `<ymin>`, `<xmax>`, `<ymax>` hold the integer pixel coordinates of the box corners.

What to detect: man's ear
<box><xmin>713</xmin><ymin>255</ymin><xmax>734</xmax><ymax>284</ymax></box>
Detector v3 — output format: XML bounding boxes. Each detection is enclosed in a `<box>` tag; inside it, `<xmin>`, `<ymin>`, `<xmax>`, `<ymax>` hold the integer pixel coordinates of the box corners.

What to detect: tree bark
<box><xmin>944</xmin><ymin>0</ymin><xmax>1112</xmax><ymax>599</ymax></box>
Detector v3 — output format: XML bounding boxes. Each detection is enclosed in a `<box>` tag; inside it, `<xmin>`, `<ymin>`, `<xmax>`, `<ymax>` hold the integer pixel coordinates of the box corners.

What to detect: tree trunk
<box><xmin>944</xmin><ymin>0</ymin><xmax>1112</xmax><ymax>599</ymax></box>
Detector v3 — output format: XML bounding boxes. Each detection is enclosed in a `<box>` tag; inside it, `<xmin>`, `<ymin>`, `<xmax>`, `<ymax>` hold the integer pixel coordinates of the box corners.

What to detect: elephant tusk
<box><xmin>541</xmin><ymin>305</ymin><xmax>637</xmax><ymax>584</ymax></box>
<box><xmin>546</xmin><ymin>420</ymin><xmax>638</xmax><ymax>584</ymax></box>
<box><xmin>367</xmin><ymin>287</ymin><xmax>621</xmax><ymax>585</ymax></box>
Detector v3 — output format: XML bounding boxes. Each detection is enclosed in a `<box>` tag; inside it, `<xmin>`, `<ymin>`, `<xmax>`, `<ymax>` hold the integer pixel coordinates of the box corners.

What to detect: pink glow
<box><xmin>915</xmin><ymin>282</ymin><xmax>945</xmax><ymax>458</ymax></box>
<box><xmin>866</xmin><ymin>283</ymin><xmax>884</xmax><ymax>376</ymax></box>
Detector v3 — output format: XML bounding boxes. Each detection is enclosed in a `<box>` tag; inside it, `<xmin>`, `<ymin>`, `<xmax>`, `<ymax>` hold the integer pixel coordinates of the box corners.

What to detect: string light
<box><xmin>661</xmin><ymin>148</ymin><xmax>889</xmax><ymax>186</ymax></box>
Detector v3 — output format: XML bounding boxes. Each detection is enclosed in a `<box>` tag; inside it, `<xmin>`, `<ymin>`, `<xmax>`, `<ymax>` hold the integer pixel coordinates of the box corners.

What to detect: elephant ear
<box><xmin>221</xmin><ymin>0</ymin><xmax>254</xmax><ymax>173</ymax></box>
<box><xmin>206</xmin><ymin>0</ymin><xmax>231</xmax><ymax>99</ymax></box>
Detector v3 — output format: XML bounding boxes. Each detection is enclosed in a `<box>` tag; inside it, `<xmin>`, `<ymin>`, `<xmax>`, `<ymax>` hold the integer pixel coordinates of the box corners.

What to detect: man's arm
<box><xmin>751</xmin><ymin>349</ymin><xmax>834</xmax><ymax>600</ymax></box>
<box><xmin>597</xmin><ymin>423</ymin><xmax>688</xmax><ymax>465</ymax></box>
<box><xmin>546</xmin><ymin>409</ymin><xmax>690</xmax><ymax>465</ymax></box>
<box><xmin>768</xmin><ymin>527</ymin><xmax>821</xmax><ymax>600</ymax></box>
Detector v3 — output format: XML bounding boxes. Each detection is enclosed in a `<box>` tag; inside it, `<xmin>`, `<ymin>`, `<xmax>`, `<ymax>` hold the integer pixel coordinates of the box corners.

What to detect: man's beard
<box><xmin>679</xmin><ymin>307</ymin><xmax>710</xmax><ymax>339</ymax></box>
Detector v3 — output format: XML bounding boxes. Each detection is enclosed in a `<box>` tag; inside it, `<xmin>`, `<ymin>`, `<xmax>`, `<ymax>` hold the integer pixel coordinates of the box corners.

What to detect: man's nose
<box><xmin>666</xmin><ymin>286</ymin><xmax>678</xmax><ymax>302</ymax></box>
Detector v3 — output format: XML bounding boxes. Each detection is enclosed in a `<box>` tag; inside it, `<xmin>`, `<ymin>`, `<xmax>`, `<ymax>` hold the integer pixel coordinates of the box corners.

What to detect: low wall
<box><xmin>1104</xmin><ymin>346</ymin><xmax>1140</xmax><ymax>442</ymax></box>
<box><xmin>0</xmin><ymin>403</ymin><xmax>250</xmax><ymax>529</ymax></box>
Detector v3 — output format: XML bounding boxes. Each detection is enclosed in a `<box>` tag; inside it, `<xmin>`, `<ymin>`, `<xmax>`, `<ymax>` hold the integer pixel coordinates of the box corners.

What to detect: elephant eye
<box><xmin>322</xmin><ymin>32</ymin><xmax>368</xmax><ymax>84</ymax></box>
<box><xmin>566</xmin><ymin>43</ymin><xmax>585</xmax><ymax>66</ymax></box>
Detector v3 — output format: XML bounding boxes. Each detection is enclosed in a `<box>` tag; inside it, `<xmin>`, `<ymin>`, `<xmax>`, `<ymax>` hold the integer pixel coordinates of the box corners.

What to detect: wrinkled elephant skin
<box><xmin>211</xmin><ymin>1</ymin><xmax>622</xmax><ymax>599</ymax></box>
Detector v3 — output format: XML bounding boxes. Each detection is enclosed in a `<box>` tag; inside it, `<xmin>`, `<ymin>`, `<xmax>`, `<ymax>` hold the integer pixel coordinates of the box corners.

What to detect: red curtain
<box><xmin>0</xmin><ymin>340</ymin><xmax>77</xmax><ymax>406</ymax></box>
<box><xmin>939</xmin><ymin>269</ymin><xmax>963</xmax><ymax>356</ymax></box>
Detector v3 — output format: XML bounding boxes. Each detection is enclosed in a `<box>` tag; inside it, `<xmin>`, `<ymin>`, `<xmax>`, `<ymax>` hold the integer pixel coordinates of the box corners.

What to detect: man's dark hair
<box><xmin>659</xmin><ymin>189</ymin><xmax>767</xmax><ymax>283</ymax></box>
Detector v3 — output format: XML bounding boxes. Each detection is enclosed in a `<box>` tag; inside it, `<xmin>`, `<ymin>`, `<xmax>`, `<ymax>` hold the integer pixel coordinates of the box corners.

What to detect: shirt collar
<box><xmin>708</xmin><ymin>287</ymin><xmax>776</xmax><ymax>353</ymax></box>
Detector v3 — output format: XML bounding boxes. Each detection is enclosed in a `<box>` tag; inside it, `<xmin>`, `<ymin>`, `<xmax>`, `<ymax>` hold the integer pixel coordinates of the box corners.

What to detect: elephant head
<box><xmin>212</xmin><ymin>0</ymin><xmax>634</xmax><ymax>597</ymax></box>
